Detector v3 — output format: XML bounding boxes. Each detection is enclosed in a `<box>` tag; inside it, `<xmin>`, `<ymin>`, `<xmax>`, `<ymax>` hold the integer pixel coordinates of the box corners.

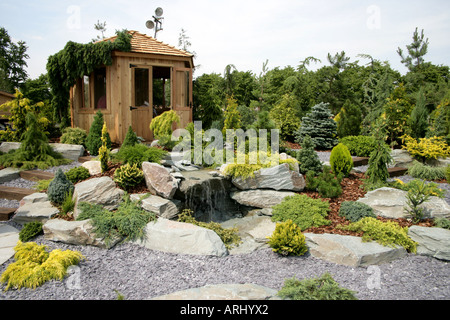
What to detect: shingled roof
<box><xmin>103</xmin><ymin>30</ymin><xmax>193</xmax><ymax>58</ymax></box>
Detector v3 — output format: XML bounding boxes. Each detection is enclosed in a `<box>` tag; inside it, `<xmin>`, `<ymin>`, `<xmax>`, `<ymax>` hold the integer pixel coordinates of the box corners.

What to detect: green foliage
<box><xmin>19</xmin><ymin>222</ymin><xmax>43</xmax><ymax>242</ymax></box>
<box><xmin>446</xmin><ymin>164</ymin><xmax>450</xmax><ymax>182</ymax></box>
<box><xmin>402</xmin><ymin>135</ymin><xmax>450</xmax><ymax>163</ymax></box>
<box><xmin>222</xmin><ymin>95</ymin><xmax>241</xmax><ymax>136</ymax></box>
<box><xmin>0</xmin><ymin>112</ymin><xmax>71</xmax><ymax>170</ymax></box>
<box><xmin>121</xmin><ymin>126</ymin><xmax>139</xmax><ymax>148</ymax></box>
<box><xmin>339</xmin><ymin>201</ymin><xmax>376</xmax><ymax>222</ymax></box>
<box><xmin>410</xmin><ymin>88</ymin><xmax>429</xmax><ymax>139</ymax></box>
<box><xmin>0</xmin><ymin>241</ymin><xmax>84</xmax><ymax>291</ymax></box>
<box><xmin>329</xmin><ymin>143</ymin><xmax>353</xmax><ymax>177</ymax></box>
<box><xmin>339</xmin><ymin>135</ymin><xmax>379</xmax><ymax>157</ymax></box>
<box><xmin>306</xmin><ymin>166</ymin><xmax>343</xmax><ymax>198</ymax></box>
<box><xmin>99</xmin><ymin>122</ymin><xmax>110</xmax><ymax>173</ymax></box>
<box><xmin>85</xmin><ymin>111</ymin><xmax>112</xmax><ymax>156</ymax></box>
<box><xmin>60</xmin><ymin>127</ymin><xmax>87</xmax><ymax>146</ymax></box>
<box><xmin>391</xmin><ymin>178</ymin><xmax>444</xmax><ymax>198</ymax></box>
<box><xmin>178</xmin><ymin>209</ymin><xmax>241</xmax><ymax>250</ymax></box>
<box><xmin>404</xmin><ymin>179</ymin><xmax>433</xmax><ymax>223</ymax></box>
<box><xmin>366</xmin><ymin>130</ymin><xmax>393</xmax><ymax>185</ymax></box>
<box><xmin>269</xmin><ymin>93</ymin><xmax>300</xmax><ymax>140</ymax></box>
<box><xmin>46</xmin><ymin>30</ymin><xmax>132</xmax><ymax>125</ymax></box>
<box><xmin>34</xmin><ymin>178</ymin><xmax>53</xmax><ymax>192</ymax></box>
<box><xmin>337</xmin><ymin>99</ymin><xmax>362</xmax><ymax>138</ymax></box>
<box><xmin>267</xmin><ymin>220</ymin><xmax>308</xmax><ymax>256</ymax></box>
<box><xmin>295</xmin><ymin>102</ymin><xmax>338</xmax><ymax>150</ymax></box>
<box><xmin>434</xmin><ymin>217</ymin><xmax>450</xmax><ymax>230</ymax></box>
<box><xmin>149</xmin><ymin>110</ymin><xmax>180</xmax><ymax>138</ymax></box>
<box><xmin>113</xmin><ymin>163</ymin><xmax>144</xmax><ymax>191</ymax></box>
<box><xmin>277</xmin><ymin>273</ymin><xmax>358</xmax><ymax>300</ymax></box>
<box><xmin>295</xmin><ymin>135</ymin><xmax>323</xmax><ymax>175</ymax></box>
<box><xmin>64</xmin><ymin>166</ymin><xmax>90</xmax><ymax>184</ymax></box>
<box><xmin>76</xmin><ymin>195</ymin><xmax>156</xmax><ymax>245</ymax></box>
<box><xmin>47</xmin><ymin>169</ymin><xmax>75</xmax><ymax>206</ymax></box>
<box><xmin>60</xmin><ymin>190</ymin><xmax>75</xmax><ymax>216</ymax></box>
<box><xmin>114</xmin><ymin>144</ymin><xmax>167</xmax><ymax>166</ymax></box>
<box><xmin>338</xmin><ymin>217</ymin><xmax>417</xmax><ymax>253</ymax></box>
<box><xmin>407</xmin><ymin>161</ymin><xmax>446</xmax><ymax>181</ymax></box>
<box><xmin>271</xmin><ymin>194</ymin><xmax>331</xmax><ymax>231</ymax></box>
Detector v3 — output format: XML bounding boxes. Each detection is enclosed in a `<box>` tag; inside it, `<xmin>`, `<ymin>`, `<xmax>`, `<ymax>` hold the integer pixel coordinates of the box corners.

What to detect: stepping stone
<box><xmin>0</xmin><ymin>186</ymin><xmax>35</xmax><ymax>201</ymax></box>
<box><xmin>19</xmin><ymin>170</ymin><xmax>54</xmax><ymax>181</ymax></box>
<box><xmin>0</xmin><ymin>224</ymin><xmax>19</xmax><ymax>265</ymax></box>
<box><xmin>304</xmin><ymin>233</ymin><xmax>407</xmax><ymax>267</ymax></box>
<box><xmin>0</xmin><ymin>167</ymin><xmax>20</xmax><ymax>183</ymax></box>
<box><xmin>352</xmin><ymin>157</ymin><xmax>369</xmax><ymax>166</ymax></box>
<box><xmin>387</xmin><ymin>167</ymin><xmax>408</xmax><ymax>177</ymax></box>
<box><xmin>12</xmin><ymin>194</ymin><xmax>60</xmax><ymax>224</ymax></box>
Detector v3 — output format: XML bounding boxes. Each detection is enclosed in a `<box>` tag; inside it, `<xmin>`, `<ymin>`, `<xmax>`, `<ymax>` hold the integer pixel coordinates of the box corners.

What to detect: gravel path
<box><xmin>0</xmin><ymin>233</ymin><xmax>448</xmax><ymax>301</ymax></box>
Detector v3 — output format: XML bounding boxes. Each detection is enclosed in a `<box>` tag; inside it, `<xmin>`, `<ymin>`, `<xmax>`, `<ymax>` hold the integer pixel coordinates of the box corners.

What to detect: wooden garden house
<box><xmin>69</xmin><ymin>30</ymin><xmax>194</xmax><ymax>143</ymax></box>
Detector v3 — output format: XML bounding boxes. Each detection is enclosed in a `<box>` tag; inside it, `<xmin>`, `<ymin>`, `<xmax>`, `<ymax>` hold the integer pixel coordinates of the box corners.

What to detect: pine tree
<box><xmin>397</xmin><ymin>27</ymin><xmax>429</xmax><ymax>72</ymax></box>
<box><xmin>337</xmin><ymin>99</ymin><xmax>362</xmax><ymax>138</ymax></box>
<box><xmin>295</xmin><ymin>102</ymin><xmax>338</xmax><ymax>150</ymax></box>
<box><xmin>122</xmin><ymin>126</ymin><xmax>139</xmax><ymax>148</ymax></box>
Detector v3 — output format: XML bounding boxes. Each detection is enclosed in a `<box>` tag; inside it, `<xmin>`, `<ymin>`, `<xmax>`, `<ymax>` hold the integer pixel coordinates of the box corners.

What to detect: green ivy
<box><xmin>46</xmin><ymin>30</ymin><xmax>132</xmax><ymax>125</ymax></box>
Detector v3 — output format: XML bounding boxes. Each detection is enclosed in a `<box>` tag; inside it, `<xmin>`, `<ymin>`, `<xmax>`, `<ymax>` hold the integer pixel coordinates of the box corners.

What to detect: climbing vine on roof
<box><xmin>46</xmin><ymin>29</ymin><xmax>132</xmax><ymax>126</ymax></box>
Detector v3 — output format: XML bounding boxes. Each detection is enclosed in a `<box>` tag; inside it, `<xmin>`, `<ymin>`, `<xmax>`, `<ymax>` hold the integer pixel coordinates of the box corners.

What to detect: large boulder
<box><xmin>151</xmin><ymin>283</ymin><xmax>280</xmax><ymax>300</ymax></box>
<box><xmin>357</xmin><ymin>187</ymin><xmax>450</xmax><ymax>219</ymax></box>
<box><xmin>142</xmin><ymin>162</ymin><xmax>178</xmax><ymax>199</ymax></box>
<box><xmin>50</xmin><ymin>143</ymin><xmax>85</xmax><ymax>161</ymax></box>
<box><xmin>43</xmin><ymin>218</ymin><xmax>120</xmax><ymax>249</ymax></box>
<box><xmin>134</xmin><ymin>218</ymin><xmax>228</xmax><ymax>257</ymax></box>
<box><xmin>12</xmin><ymin>193</ymin><xmax>59</xmax><ymax>224</ymax></box>
<box><xmin>81</xmin><ymin>160</ymin><xmax>102</xmax><ymax>175</ymax></box>
<box><xmin>304</xmin><ymin>233</ymin><xmax>407</xmax><ymax>267</ymax></box>
<box><xmin>230</xmin><ymin>163</ymin><xmax>305</xmax><ymax>192</ymax></box>
<box><xmin>408</xmin><ymin>226</ymin><xmax>450</xmax><ymax>261</ymax></box>
<box><xmin>390</xmin><ymin>149</ymin><xmax>414</xmax><ymax>168</ymax></box>
<box><xmin>230</xmin><ymin>190</ymin><xmax>296</xmax><ymax>209</ymax></box>
<box><xmin>73</xmin><ymin>176</ymin><xmax>125</xmax><ymax>219</ymax></box>
<box><xmin>130</xmin><ymin>193</ymin><xmax>181</xmax><ymax>220</ymax></box>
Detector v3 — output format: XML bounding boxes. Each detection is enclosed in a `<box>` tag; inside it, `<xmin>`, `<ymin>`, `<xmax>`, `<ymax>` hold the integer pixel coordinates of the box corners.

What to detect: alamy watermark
<box><xmin>366</xmin><ymin>5</ymin><xmax>381</xmax><ymax>30</ymax></box>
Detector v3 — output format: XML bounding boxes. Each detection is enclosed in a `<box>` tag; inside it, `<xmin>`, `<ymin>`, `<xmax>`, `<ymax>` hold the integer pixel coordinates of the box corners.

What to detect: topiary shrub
<box><xmin>339</xmin><ymin>135</ymin><xmax>379</xmax><ymax>157</ymax></box>
<box><xmin>277</xmin><ymin>273</ymin><xmax>358</xmax><ymax>300</ymax></box>
<box><xmin>0</xmin><ymin>241</ymin><xmax>84</xmax><ymax>291</ymax></box>
<box><xmin>60</xmin><ymin>127</ymin><xmax>87</xmax><ymax>146</ymax></box>
<box><xmin>113</xmin><ymin>163</ymin><xmax>144</xmax><ymax>191</ymax></box>
<box><xmin>330</xmin><ymin>143</ymin><xmax>353</xmax><ymax>177</ymax></box>
<box><xmin>64</xmin><ymin>166</ymin><xmax>90</xmax><ymax>184</ymax></box>
<box><xmin>267</xmin><ymin>219</ymin><xmax>308</xmax><ymax>256</ymax></box>
<box><xmin>85</xmin><ymin>111</ymin><xmax>111</xmax><ymax>156</ymax></box>
<box><xmin>19</xmin><ymin>222</ymin><xmax>43</xmax><ymax>242</ymax></box>
<box><xmin>338</xmin><ymin>217</ymin><xmax>417</xmax><ymax>253</ymax></box>
<box><xmin>295</xmin><ymin>135</ymin><xmax>323</xmax><ymax>175</ymax></box>
<box><xmin>271</xmin><ymin>194</ymin><xmax>331</xmax><ymax>231</ymax></box>
<box><xmin>47</xmin><ymin>169</ymin><xmax>74</xmax><ymax>206</ymax></box>
<box><xmin>339</xmin><ymin>201</ymin><xmax>376</xmax><ymax>222</ymax></box>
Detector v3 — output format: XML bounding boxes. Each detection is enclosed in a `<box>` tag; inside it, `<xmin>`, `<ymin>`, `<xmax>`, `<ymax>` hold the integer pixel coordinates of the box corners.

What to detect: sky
<box><xmin>1</xmin><ymin>0</ymin><xmax>450</xmax><ymax>80</ymax></box>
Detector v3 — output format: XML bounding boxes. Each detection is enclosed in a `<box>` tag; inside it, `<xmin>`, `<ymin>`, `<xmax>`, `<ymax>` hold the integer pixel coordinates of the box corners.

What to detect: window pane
<box><xmin>94</xmin><ymin>68</ymin><xmax>106</xmax><ymax>109</ymax></box>
<box><xmin>83</xmin><ymin>75</ymin><xmax>90</xmax><ymax>108</ymax></box>
<box><xmin>135</xmin><ymin>68</ymin><xmax>149</xmax><ymax>107</ymax></box>
<box><xmin>153</xmin><ymin>66</ymin><xmax>171</xmax><ymax>116</ymax></box>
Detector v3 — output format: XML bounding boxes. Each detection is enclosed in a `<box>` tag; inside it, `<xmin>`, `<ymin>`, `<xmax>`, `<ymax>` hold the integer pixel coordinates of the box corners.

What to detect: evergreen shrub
<box><xmin>434</xmin><ymin>217</ymin><xmax>450</xmax><ymax>230</ymax></box>
<box><xmin>407</xmin><ymin>161</ymin><xmax>446</xmax><ymax>181</ymax></box>
<box><xmin>330</xmin><ymin>143</ymin><xmax>353</xmax><ymax>177</ymax></box>
<box><xmin>65</xmin><ymin>166</ymin><xmax>90</xmax><ymax>184</ymax></box>
<box><xmin>85</xmin><ymin>111</ymin><xmax>111</xmax><ymax>156</ymax></box>
<box><xmin>149</xmin><ymin>110</ymin><xmax>180</xmax><ymax>138</ymax></box>
<box><xmin>113</xmin><ymin>163</ymin><xmax>144</xmax><ymax>191</ymax></box>
<box><xmin>47</xmin><ymin>169</ymin><xmax>75</xmax><ymax>206</ymax></box>
<box><xmin>339</xmin><ymin>201</ymin><xmax>376</xmax><ymax>222</ymax></box>
<box><xmin>121</xmin><ymin>126</ymin><xmax>139</xmax><ymax>148</ymax></box>
<box><xmin>267</xmin><ymin>219</ymin><xmax>308</xmax><ymax>256</ymax></box>
<box><xmin>60</xmin><ymin>127</ymin><xmax>87</xmax><ymax>146</ymax></box>
<box><xmin>339</xmin><ymin>135</ymin><xmax>378</xmax><ymax>157</ymax></box>
<box><xmin>115</xmin><ymin>144</ymin><xmax>167</xmax><ymax>166</ymax></box>
<box><xmin>271</xmin><ymin>194</ymin><xmax>331</xmax><ymax>231</ymax></box>
<box><xmin>306</xmin><ymin>166</ymin><xmax>343</xmax><ymax>198</ymax></box>
<box><xmin>19</xmin><ymin>222</ymin><xmax>43</xmax><ymax>242</ymax></box>
<box><xmin>295</xmin><ymin>135</ymin><xmax>323</xmax><ymax>175</ymax></box>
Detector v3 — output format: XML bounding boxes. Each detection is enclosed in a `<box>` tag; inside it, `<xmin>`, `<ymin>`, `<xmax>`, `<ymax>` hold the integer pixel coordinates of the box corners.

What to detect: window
<box><xmin>134</xmin><ymin>68</ymin><xmax>149</xmax><ymax>107</ymax></box>
<box><xmin>153</xmin><ymin>66</ymin><xmax>171</xmax><ymax>116</ymax></box>
<box><xmin>93</xmin><ymin>67</ymin><xmax>106</xmax><ymax>109</ymax></box>
<box><xmin>82</xmin><ymin>75</ymin><xmax>90</xmax><ymax>108</ymax></box>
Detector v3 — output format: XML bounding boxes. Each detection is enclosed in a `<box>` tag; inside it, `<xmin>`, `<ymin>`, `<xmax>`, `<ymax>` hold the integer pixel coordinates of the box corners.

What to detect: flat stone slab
<box><xmin>304</xmin><ymin>233</ymin><xmax>407</xmax><ymax>267</ymax></box>
<box><xmin>0</xmin><ymin>167</ymin><xmax>20</xmax><ymax>183</ymax></box>
<box><xmin>151</xmin><ymin>283</ymin><xmax>280</xmax><ymax>300</ymax></box>
<box><xmin>0</xmin><ymin>224</ymin><xmax>19</xmax><ymax>265</ymax></box>
<box><xmin>12</xmin><ymin>201</ymin><xmax>59</xmax><ymax>224</ymax></box>
<box><xmin>230</xmin><ymin>190</ymin><xmax>296</xmax><ymax>209</ymax></box>
<box><xmin>408</xmin><ymin>226</ymin><xmax>450</xmax><ymax>261</ymax></box>
<box><xmin>0</xmin><ymin>142</ymin><xmax>84</xmax><ymax>161</ymax></box>
<box><xmin>133</xmin><ymin>218</ymin><xmax>228</xmax><ymax>257</ymax></box>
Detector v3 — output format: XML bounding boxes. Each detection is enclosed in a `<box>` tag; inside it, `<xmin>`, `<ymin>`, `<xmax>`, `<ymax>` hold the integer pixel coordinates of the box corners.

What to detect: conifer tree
<box><xmin>295</xmin><ymin>102</ymin><xmax>338</xmax><ymax>150</ymax></box>
<box><xmin>295</xmin><ymin>135</ymin><xmax>323</xmax><ymax>175</ymax></box>
<box><xmin>86</xmin><ymin>111</ymin><xmax>111</xmax><ymax>155</ymax></box>
<box><xmin>222</xmin><ymin>95</ymin><xmax>241</xmax><ymax>136</ymax></box>
<box><xmin>122</xmin><ymin>125</ymin><xmax>139</xmax><ymax>148</ymax></box>
<box><xmin>337</xmin><ymin>99</ymin><xmax>362</xmax><ymax>138</ymax></box>
<box><xmin>410</xmin><ymin>88</ymin><xmax>429</xmax><ymax>139</ymax></box>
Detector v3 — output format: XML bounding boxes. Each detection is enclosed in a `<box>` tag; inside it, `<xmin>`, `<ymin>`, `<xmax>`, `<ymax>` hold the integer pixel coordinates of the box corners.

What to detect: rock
<box><xmin>357</xmin><ymin>187</ymin><xmax>450</xmax><ymax>219</ymax></box>
<box><xmin>0</xmin><ymin>167</ymin><xmax>20</xmax><ymax>183</ymax></box>
<box><xmin>134</xmin><ymin>218</ymin><xmax>228</xmax><ymax>257</ymax></box>
<box><xmin>390</xmin><ymin>149</ymin><xmax>414</xmax><ymax>168</ymax></box>
<box><xmin>231</xmin><ymin>164</ymin><xmax>305</xmax><ymax>192</ymax></box>
<box><xmin>408</xmin><ymin>226</ymin><xmax>450</xmax><ymax>261</ymax></box>
<box><xmin>150</xmin><ymin>140</ymin><xmax>160</xmax><ymax>148</ymax></box>
<box><xmin>50</xmin><ymin>143</ymin><xmax>85</xmax><ymax>161</ymax></box>
<box><xmin>130</xmin><ymin>193</ymin><xmax>181</xmax><ymax>220</ymax></box>
<box><xmin>0</xmin><ymin>224</ymin><xmax>19</xmax><ymax>265</ymax></box>
<box><xmin>304</xmin><ymin>233</ymin><xmax>407</xmax><ymax>267</ymax></box>
<box><xmin>19</xmin><ymin>192</ymin><xmax>49</xmax><ymax>206</ymax></box>
<box><xmin>280</xmin><ymin>152</ymin><xmax>300</xmax><ymax>172</ymax></box>
<box><xmin>230</xmin><ymin>190</ymin><xmax>296</xmax><ymax>209</ymax></box>
<box><xmin>151</xmin><ymin>283</ymin><xmax>280</xmax><ymax>300</ymax></box>
<box><xmin>142</xmin><ymin>162</ymin><xmax>178</xmax><ymax>199</ymax></box>
<box><xmin>0</xmin><ymin>142</ymin><xmax>20</xmax><ymax>153</ymax></box>
<box><xmin>73</xmin><ymin>177</ymin><xmax>125</xmax><ymax>219</ymax></box>
<box><xmin>82</xmin><ymin>160</ymin><xmax>102</xmax><ymax>175</ymax></box>
<box><xmin>13</xmin><ymin>199</ymin><xmax>60</xmax><ymax>224</ymax></box>
<box><xmin>43</xmin><ymin>218</ymin><xmax>120</xmax><ymax>249</ymax></box>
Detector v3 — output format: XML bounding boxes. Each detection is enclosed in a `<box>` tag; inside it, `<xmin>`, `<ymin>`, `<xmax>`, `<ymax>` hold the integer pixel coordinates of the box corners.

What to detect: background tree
<box><xmin>92</xmin><ymin>20</ymin><xmax>107</xmax><ymax>42</ymax></box>
<box><xmin>222</xmin><ymin>95</ymin><xmax>241</xmax><ymax>135</ymax></box>
<box><xmin>397</xmin><ymin>27</ymin><xmax>429</xmax><ymax>73</ymax></box>
<box><xmin>337</xmin><ymin>99</ymin><xmax>362</xmax><ymax>138</ymax></box>
<box><xmin>410</xmin><ymin>88</ymin><xmax>429</xmax><ymax>139</ymax></box>
<box><xmin>269</xmin><ymin>93</ymin><xmax>300</xmax><ymax>141</ymax></box>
